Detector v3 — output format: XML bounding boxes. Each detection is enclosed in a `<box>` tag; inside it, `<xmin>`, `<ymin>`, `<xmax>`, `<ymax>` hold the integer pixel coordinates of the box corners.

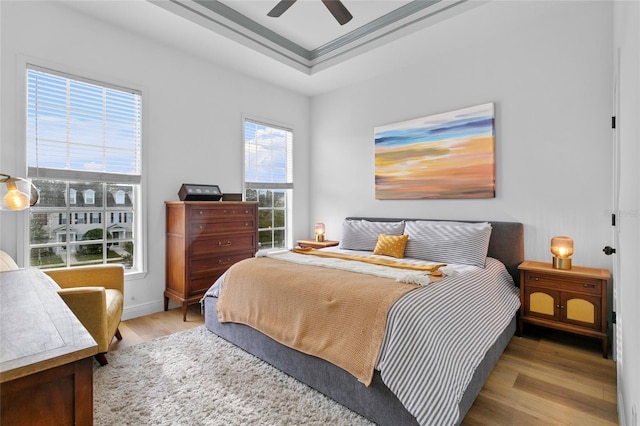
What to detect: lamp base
<box><xmin>315</xmin><ymin>234</ymin><xmax>325</xmax><ymax>242</ymax></box>
<box><xmin>552</xmin><ymin>257</ymin><xmax>572</xmax><ymax>270</ymax></box>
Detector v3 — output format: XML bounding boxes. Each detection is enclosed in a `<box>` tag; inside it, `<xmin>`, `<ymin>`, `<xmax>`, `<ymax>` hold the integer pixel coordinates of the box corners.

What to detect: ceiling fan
<box><xmin>267</xmin><ymin>0</ymin><xmax>353</xmax><ymax>26</ymax></box>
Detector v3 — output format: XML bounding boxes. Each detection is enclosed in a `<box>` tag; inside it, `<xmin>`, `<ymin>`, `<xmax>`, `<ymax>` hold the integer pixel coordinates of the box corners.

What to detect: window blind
<box><xmin>27</xmin><ymin>65</ymin><xmax>142</xmax><ymax>184</ymax></box>
<box><xmin>244</xmin><ymin>119</ymin><xmax>293</xmax><ymax>189</ymax></box>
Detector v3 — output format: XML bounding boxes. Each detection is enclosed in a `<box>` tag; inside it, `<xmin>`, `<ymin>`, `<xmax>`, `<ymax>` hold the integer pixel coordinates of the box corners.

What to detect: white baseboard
<box><xmin>121</xmin><ymin>298</ymin><xmax>196</xmax><ymax>320</ymax></box>
<box><xmin>122</xmin><ymin>300</ymin><xmax>164</xmax><ymax>321</ymax></box>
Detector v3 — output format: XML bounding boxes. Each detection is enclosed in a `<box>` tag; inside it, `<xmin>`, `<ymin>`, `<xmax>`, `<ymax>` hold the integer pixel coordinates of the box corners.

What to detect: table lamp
<box><xmin>314</xmin><ymin>223</ymin><xmax>325</xmax><ymax>242</ymax></box>
<box><xmin>550</xmin><ymin>236</ymin><xmax>574</xmax><ymax>270</ymax></box>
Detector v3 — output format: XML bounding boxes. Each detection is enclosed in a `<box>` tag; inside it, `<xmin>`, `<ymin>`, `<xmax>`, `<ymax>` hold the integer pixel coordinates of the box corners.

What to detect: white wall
<box><xmin>1</xmin><ymin>0</ymin><xmax>637</xmax><ymax>421</ymax></box>
<box><xmin>310</xmin><ymin>1</ymin><xmax>614</xmax><ymax>271</ymax></box>
<box><xmin>614</xmin><ymin>1</ymin><xmax>640</xmax><ymax>424</ymax></box>
<box><xmin>0</xmin><ymin>1</ymin><xmax>311</xmax><ymax>319</ymax></box>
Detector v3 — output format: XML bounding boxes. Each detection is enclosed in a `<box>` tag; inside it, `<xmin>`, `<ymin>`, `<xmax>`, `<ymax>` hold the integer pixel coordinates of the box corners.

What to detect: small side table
<box><xmin>296</xmin><ymin>239</ymin><xmax>339</xmax><ymax>249</ymax></box>
<box><xmin>518</xmin><ymin>260</ymin><xmax>610</xmax><ymax>358</ymax></box>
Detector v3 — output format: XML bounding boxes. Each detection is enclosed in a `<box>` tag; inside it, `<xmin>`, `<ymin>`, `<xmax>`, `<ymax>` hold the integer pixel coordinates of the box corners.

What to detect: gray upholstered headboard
<box><xmin>345</xmin><ymin>217</ymin><xmax>525</xmax><ymax>285</ymax></box>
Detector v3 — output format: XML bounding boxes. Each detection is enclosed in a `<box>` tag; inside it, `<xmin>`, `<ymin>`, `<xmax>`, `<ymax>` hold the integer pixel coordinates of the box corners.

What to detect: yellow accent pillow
<box><xmin>373</xmin><ymin>234</ymin><xmax>409</xmax><ymax>258</ymax></box>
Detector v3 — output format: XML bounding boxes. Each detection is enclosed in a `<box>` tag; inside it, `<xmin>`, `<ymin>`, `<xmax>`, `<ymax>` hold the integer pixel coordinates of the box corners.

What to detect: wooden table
<box><xmin>296</xmin><ymin>239</ymin><xmax>340</xmax><ymax>249</ymax></box>
<box><xmin>1</xmin><ymin>268</ymin><xmax>98</xmax><ymax>425</ymax></box>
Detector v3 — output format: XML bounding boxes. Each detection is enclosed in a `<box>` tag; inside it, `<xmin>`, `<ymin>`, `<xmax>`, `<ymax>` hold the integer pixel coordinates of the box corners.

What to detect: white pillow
<box><xmin>339</xmin><ymin>220</ymin><xmax>405</xmax><ymax>251</ymax></box>
<box><xmin>404</xmin><ymin>221</ymin><xmax>492</xmax><ymax>267</ymax></box>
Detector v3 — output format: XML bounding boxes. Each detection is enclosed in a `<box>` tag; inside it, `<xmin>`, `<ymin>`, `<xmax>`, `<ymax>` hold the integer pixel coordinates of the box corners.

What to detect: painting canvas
<box><xmin>374</xmin><ymin>103</ymin><xmax>496</xmax><ymax>199</ymax></box>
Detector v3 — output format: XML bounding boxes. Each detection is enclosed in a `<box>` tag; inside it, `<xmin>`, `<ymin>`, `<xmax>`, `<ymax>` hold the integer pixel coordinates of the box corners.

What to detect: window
<box><xmin>243</xmin><ymin>118</ymin><xmax>293</xmax><ymax>251</ymax></box>
<box><xmin>115</xmin><ymin>190</ymin><xmax>125</xmax><ymax>204</ymax></box>
<box><xmin>27</xmin><ymin>65</ymin><xmax>142</xmax><ymax>271</ymax></box>
<box><xmin>74</xmin><ymin>213</ymin><xmax>86</xmax><ymax>225</ymax></box>
<box><xmin>84</xmin><ymin>189</ymin><xmax>95</xmax><ymax>205</ymax></box>
<box><xmin>90</xmin><ymin>213</ymin><xmax>101</xmax><ymax>224</ymax></box>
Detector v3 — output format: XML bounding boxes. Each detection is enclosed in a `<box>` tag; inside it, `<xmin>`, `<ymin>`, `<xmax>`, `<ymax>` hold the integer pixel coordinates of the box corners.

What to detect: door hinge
<box><xmin>613</xmin><ymin>311</ymin><xmax>617</xmax><ymax>324</ymax></box>
<box><xmin>612</xmin><ymin>116</ymin><xmax>616</xmax><ymax>129</ymax></box>
<box><xmin>612</xmin><ymin>213</ymin><xmax>616</xmax><ymax>226</ymax></box>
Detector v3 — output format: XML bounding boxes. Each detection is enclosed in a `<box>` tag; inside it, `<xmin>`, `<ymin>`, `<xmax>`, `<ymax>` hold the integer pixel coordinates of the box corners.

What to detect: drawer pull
<box><xmin>583</xmin><ymin>284</ymin><xmax>596</xmax><ymax>288</ymax></box>
<box><xmin>199</xmin><ymin>211</ymin><xmax>204</xmax><ymax>215</ymax></box>
<box><xmin>534</xmin><ymin>277</ymin><xmax>540</xmax><ymax>281</ymax></box>
<box><xmin>218</xmin><ymin>241</ymin><xmax>232</xmax><ymax>247</ymax></box>
<box><xmin>199</xmin><ymin>225</ymin><xmax>204</xmax><ymax>229</ymax></box>
<box><xmin>218</xmin><ymin>258</ymin><xmax>232</xmax><ymax>265</ymax></box>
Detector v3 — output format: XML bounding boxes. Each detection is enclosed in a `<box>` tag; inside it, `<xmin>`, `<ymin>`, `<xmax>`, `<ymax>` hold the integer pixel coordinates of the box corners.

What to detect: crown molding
<box><xmin>152</xmin><ymin>0</ymin><xmax>470</xmax><ymax>74</ymax></box>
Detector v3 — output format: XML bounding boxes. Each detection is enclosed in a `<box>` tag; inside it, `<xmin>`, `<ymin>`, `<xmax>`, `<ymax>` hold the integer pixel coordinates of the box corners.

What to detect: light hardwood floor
<box><xmin>111</xmin><ymin>308</ymin><xmax>618</xmax><ymax>425</ymax></box>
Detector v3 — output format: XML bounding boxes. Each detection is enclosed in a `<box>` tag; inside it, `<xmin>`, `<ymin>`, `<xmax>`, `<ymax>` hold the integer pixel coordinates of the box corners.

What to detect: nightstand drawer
<box><xmin>524</xmin><ymin>271</ymin><xmax>601</xmax><ymax>295</ymax></box>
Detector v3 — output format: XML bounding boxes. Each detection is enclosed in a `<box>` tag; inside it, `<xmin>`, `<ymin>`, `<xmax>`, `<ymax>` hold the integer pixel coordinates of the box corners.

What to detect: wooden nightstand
<box><xmin>296</xmin><ymin>239</ymin><xmax>339</xmax><ymax>249</ymax></box>
<box><xmin>518</xmin><ymin>260</ymin><xmax>611</xmax><ymax>358</ymax></box>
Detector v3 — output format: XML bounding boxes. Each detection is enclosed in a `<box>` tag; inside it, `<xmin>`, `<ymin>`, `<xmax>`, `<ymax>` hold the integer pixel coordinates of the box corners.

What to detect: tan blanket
<box><xmin>217</xmin><ymin>257</ymin><xmax>418</xmax><ymax>386</ymax></box>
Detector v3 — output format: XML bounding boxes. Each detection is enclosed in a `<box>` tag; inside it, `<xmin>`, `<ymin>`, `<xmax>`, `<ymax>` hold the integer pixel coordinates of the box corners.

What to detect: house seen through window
<box><xmin>26</xmin><ymin>65</ymin><xmax>142</xmax><ymax>271</ymax></box>
<box><xmin>243</xmin><ymin>118</ymin><xmax>293</xmax><ymax>251</ymax></box>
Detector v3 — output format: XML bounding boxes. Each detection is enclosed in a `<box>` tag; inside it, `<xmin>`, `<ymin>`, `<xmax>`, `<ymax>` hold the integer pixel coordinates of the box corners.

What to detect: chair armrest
<box><xmin>45</xmin><ymin>265</ymin><xmax>124</xmax><ymax>293</ymax></box>
<box><xmin>57</xmin><ymin>287</ymin><xmax>107</xmax><ymax>338</ymax></box>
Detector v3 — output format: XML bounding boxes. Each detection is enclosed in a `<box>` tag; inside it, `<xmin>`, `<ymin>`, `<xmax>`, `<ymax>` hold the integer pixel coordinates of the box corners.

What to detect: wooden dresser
<box><xmin>1</xmin><ymin>268</ymin><xmax>98</xmax><ymax>425</ymax></box>
<box><xmin>165</xmin><ymin>201</ymin><xmax>258</xmax><ymax>321</ymax></box>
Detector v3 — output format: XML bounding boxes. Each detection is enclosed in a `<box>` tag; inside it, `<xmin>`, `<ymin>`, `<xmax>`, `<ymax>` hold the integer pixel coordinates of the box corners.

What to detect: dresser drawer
<box><xmin>524</xmin><ymin>271</ymin><xmax>601</xmax><ymax>295</ymax></box>
<box><xmin>189</xmin><ymin>219</ymin><xmax>256</xmax><ymax>236</ymax></box>
<box><xmin>190</xmin><ymin>234</ymin><xmax>256</xmax><ymax>255</ymax></box>
<box><xmin>188</xmin><ymin>273</ymin><xmax>226</xmax><ymax>297</ymax></box>
<box><xmin>189</xmin><ymin>251</ymin><xmax>254</xmax><ymax>275</ymax></box>
<box><xmin>188</xmin><ymin>205</ymin><xmax>256</xmax><ymax>222</ymax></box>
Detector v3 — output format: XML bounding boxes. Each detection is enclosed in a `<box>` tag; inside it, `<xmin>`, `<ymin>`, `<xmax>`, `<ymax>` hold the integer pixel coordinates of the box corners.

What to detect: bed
<box><xmin>203</xmin><ymin>217</ymin><xmax>524</xmax><ymax>426</ymax></box>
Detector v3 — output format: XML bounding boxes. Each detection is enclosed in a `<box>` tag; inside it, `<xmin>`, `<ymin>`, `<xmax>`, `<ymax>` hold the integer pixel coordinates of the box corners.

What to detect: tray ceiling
<box><xmin>61</xmin><ymin>0</ymin><xmax>487</xmax><ymax>95</ymax></box>
<box><xmin>155</xmin><ymin>0</ymin><xmax>471</xmax><ymax>73</ymax></box>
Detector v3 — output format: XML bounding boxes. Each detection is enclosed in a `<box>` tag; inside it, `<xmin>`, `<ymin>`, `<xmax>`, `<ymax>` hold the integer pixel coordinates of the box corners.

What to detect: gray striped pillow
<box><xmin>339</xmin><ymin>220</ymin><xmax>405</xmax><ymax>251</ymax></box>
<box><xmin>404</xmin><ymin>221</ymin><xmax>492</xmax><ymax>267</ymax></box>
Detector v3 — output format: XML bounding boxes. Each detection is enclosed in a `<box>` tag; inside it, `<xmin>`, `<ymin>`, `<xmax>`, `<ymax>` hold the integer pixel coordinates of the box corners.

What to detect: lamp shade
<box><xmin>0</xmin><ymin>174</ymin><xmax>39</xmax><ymax>211</ymax></box>
<box><xmin>314</xmin><ymin>223</ymin><xmax>325</xmax><ymax>242</ymax></box>
<box><xmin>550</xmin><ymin>236</ymin><xmax>573</xmax><ymax>269</ymax></box>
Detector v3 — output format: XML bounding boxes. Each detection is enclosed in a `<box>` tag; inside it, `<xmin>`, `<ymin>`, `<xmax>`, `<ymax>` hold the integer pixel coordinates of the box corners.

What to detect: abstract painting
<box><xmin>374</xmin><ymin>103</ymin><xmax>496</xmax><ymax>199</ymax></box>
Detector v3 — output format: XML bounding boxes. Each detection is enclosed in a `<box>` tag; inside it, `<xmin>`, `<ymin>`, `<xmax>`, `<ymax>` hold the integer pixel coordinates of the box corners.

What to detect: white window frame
<box><xmin>84</xmin><ymin>189</ymin><xmax>95</xmax><ymax>205</ymax></box>
<box><xmin>115</xmin><ymin>190</ymin><xmax>125</xmax><ymax>205</ymax></box>
<box><xmin>242</xmin><ymin>116</ymin><xmax>294</xmax><ymax>251</ymax></box>
<box><xmin>25</xmin><ymin>64</ymin><xmax>146</xmax><ymax>275</ymax></box>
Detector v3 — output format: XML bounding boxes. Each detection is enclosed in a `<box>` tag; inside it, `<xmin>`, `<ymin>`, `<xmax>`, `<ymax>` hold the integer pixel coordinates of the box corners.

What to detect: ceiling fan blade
<box><xmin>321</xmin><ymin>0</ymin><xmax>353</xmax><ymax>25</ymax></box>
<box><xmin>267</xmin><ymin>0</ymin><xmax>297</xmax><ymax>18</ymax></box>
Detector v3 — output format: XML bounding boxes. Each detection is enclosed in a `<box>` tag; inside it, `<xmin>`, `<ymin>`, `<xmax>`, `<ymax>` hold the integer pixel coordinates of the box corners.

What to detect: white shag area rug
<box><xmin>94</xmin><ymin>326</ymin><xmax>373</xmax><ymax>425</ymax></box>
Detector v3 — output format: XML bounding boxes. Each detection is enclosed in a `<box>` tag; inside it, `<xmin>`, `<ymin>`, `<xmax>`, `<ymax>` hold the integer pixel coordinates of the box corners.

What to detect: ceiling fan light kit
<box><xmin>268</xmin><ymin>0</ymin><xmax>353</xmax><ymax>25</ymax></box>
